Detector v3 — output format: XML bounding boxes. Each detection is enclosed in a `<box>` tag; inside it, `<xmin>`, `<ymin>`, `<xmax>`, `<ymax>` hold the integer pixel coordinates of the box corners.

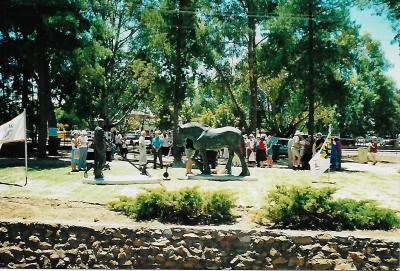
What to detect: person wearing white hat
<box><xmin>368</xmin><ymin>136</ymin><xmax>378</xmax><ymax>165</ymax></box>
<box><xmin>78</xmin><ymin>130</ymin><xmax>88</xmax><ymax>171</ymax></box>
<box><xmin>291</xmin><ymin>130</ymin><xmax>302</xmax><ymax>170</ymax></box>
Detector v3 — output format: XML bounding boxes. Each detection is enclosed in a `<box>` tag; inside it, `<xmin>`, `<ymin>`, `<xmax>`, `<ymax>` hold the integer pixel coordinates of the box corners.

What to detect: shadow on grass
<box><xmin>341</xmin><ymin>169</ymin><xmax>363</xmax><ymax>173</ymax></box>
<box><xmin>0</xmin><ymin>181</ymin><xmax>26</xmax><ymax>187</ymax></box>
<box><xmin>0</xmin><ymin>158</ymin><xmax>69</xmax><ymax>171</ymax></box>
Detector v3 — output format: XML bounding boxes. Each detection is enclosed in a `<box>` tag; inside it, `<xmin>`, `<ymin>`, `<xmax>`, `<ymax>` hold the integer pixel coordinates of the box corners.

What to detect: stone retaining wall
<box><xmin>0</xmin><ymin>221</ymin><xmax>399</xmax><ymax>270</ymax></box>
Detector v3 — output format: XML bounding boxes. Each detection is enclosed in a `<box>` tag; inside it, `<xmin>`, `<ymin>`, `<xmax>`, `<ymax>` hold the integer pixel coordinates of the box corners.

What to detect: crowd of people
<box><xmin>243</xmin><ymin>134</ymin><xmax>278</xmax><ymax>168</ymax></box>
<box><xmin>69</xmin><ymin>127</ymin><xmax>379</xmax><ymax>173</ymax></box>
<box><xmin>288</xmin><ymin>131</ymin><xmax>343</xmax><ymax>171</ymax></box>
<box><xmin>241</xmin><ymin>131</ymin><xmax>374</xmax><ymax>171</ymax></box>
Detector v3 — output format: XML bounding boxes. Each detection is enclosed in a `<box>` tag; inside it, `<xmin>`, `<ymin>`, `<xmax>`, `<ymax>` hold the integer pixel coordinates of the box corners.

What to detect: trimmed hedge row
<box><xmin>261</xmin><ymin>185</ymin><xmax>400</xmax><ymax>230</ymax></box>
<box><xmin>108</xmin><ymin>187</ymin><xmax>235</xmax><ymax>225</ymax></box>
<box><xmin>109</xmin><ymin>185</ymin><xmax>400</xmax><ymax>230</ymax></box>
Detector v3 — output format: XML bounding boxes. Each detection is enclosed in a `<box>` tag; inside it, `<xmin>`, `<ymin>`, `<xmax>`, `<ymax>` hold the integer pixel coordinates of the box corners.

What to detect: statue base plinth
<box><xmin>186</xmin><ymin>174</ymin><xmax>257</xmax><ymax>182</ymax></box>
<box><xmin>83</xmin><ymin>175</ymin><xmax>161</xmax><ymax>185</ymax></box>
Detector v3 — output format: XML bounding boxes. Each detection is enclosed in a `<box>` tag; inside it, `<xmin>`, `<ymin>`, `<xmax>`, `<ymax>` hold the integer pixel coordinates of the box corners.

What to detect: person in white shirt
<box><xmin>138</xmin><ymin>131</ymin><xmax>147</xmax><ymax>166</ymax></box>
<box><xmin>115</xmin><ymin>131</ymin><xmax>123</xmax><ymax>155</ymax></box>
<box><xmin>78</xmin><ymin>130</ymin><xmax>88</xmax><ymax>171</ymax></box>
<box><xmin>291</xmin><ymin>131</ymin><xmax>302</xmax><ymax>170</ymax></box>
<box><xmin>161</xmin><ymin>132</ymin><xmax>171</xmax><ymax>156</ymax></box>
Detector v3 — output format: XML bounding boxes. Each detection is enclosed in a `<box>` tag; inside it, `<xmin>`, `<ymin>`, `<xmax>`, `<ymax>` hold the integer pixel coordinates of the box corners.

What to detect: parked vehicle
<box><xmin>355</xmin><ymin>136</ymin><xmax>366</xmax><ymax>146</ymax></box>
<box><xmin>125</xmin><ymin>133</ymin><xmax>139</xmax><ymax>145</ymax></box>
<box><xmin>277</xmin><ymin>138</ymin><xmax>289</xmax><ymax>156</ymax></box>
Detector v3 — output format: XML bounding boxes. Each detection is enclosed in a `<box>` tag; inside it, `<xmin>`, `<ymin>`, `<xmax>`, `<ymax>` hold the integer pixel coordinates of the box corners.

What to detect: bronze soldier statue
<box><xmin>93</xmin><ymin>126</ymin><xmax>106</xmax><ymax>179</ymax></box>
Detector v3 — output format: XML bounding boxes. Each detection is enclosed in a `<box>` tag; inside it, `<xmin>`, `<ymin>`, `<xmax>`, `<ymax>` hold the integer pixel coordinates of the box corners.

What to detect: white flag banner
<box><xmin>309</xmin><ymin>127</ymin><xmax>332</xmax><ymax>178</ymax></box>
<box><xmin>309</xmin><ymin>153</ymin><xmax>331</xmax><ymax>178</ymax></box>
<box><xmin>0</xmin><ymin>111</ymin><xmax>26</xmax><ymax>149</ymax></box>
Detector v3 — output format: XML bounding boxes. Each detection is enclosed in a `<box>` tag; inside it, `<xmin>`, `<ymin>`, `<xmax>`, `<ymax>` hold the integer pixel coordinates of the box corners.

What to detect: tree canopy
<box><xmin>0</xmin><ymin>0</ymin><xmax>399</xmax><ymax>158</ymax></box>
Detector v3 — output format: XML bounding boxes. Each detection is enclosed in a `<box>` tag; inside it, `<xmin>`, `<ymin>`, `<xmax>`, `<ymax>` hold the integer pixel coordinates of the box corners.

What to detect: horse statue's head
<box><xmin>176</xmin><ymin>122</ymin><xmax>209</xmax><ymax>146</ymax></box>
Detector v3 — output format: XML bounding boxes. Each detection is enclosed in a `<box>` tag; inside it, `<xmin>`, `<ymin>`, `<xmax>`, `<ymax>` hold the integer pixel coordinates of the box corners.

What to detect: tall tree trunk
<box><xmin>102</xmin><ymin>87</ymin><xmax>110</xmax><ymax>131</ymax></box>
<box><xmin>307</xmin><ymin>0</ymin><xmax>315</xmax><ymax>137</ymax></box>
<box><xmin>172</xmin><ymin>0</ymin><xmax>186</xmax><ymax>166</ymax></box>
<box><xmin>37</xmin><ymin>17</ymin><xmax>50</xmax><ymax>158</ymax></box>
<box><xmin>247</xmin><ymin>0</ymin><xmax>258</xmax><ymax>135</ymax></box>
<box><xmin>22</xmin><ymin>62</ymin><xmax>29</xmax><ymax>111</ymax></box>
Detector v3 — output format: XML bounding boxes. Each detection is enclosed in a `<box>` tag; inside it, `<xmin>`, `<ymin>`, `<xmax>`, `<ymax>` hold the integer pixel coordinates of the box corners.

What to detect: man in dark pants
<box><xmin>301</xmin><ymin>135</ymin><xmax>313</xmax><ymax>170</ymax></box>
<box><xmin>152</xmin><ymin>130</ymin><xmax>164</xmax><ymax>169</ymax></box>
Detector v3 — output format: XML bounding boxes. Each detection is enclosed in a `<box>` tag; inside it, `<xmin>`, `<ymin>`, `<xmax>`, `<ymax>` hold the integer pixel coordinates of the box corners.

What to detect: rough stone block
<box><xmin>317</xmin><ymin>233</ymin><xmax>333</xmax><ymax>241</ymax></box>
<box><xmin>0</xmin><ymin>248</ymin><xmax>14</xmax><ymax>262</ymax></box>
<box><xmin>368</xmin><ymin>257</ymin><xmax>381</xmax><ymax>264</ymax></box>
<box><xmin>183</xmin><ymin>233</ymin><xmax>200</xmax><ymax>240</ymax></box>
<box><xmin>348</xmin><ymin>251</ymin><xmax>366</xmax><ymax>263</ymax></box>
<box><xmin>309</xmin><ymin>258</ymin><xmax>334</xmax><ymax>270</ymax></box>
<box><xmin>269</xmin><ymin>247</ymin><xmax>280</xmax><ymax>257</ymax></box>
<box><xmin>272</xmin><ymin>256</ymin><xmax>288</xmax><ymax>265</ymax></box>
<box><xmin>334</xmin><ymin>259</ymin><xmax>356</xmax><ymax>270</ymax></box>
<box><xmin>384</xmin><ymin>257</ymin><xmax>398</xmax><ymax>264</ymax></box>
<box><xmin>39</xmin><ymin>242</ymin><xmax>52</xmax><ymax>250</ymax></box>
<box><xmin>294</xmin><ymin>236</ymin><xmax>313</xmax><ymax>245</ymax></box>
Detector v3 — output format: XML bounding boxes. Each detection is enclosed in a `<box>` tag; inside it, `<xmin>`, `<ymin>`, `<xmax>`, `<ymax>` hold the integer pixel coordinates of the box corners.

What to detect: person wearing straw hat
<box><xmin>291</xmin><ymin>130</ymin><xmax>302</xmax><ymax>170</ymax></box>
<box><xmin>368</xmin><ymin>136</ymin><xmax>378</xmax><ymax>165</ymax></box>
<box><xmin>78</xmin><ymin>130</ymin><xmax>88</xmax><ymax>171</ymax></box>
<box><xmin>70</xmin><ymin>130</ymin><xmax>80</xmax><ymax>172</ymax></box>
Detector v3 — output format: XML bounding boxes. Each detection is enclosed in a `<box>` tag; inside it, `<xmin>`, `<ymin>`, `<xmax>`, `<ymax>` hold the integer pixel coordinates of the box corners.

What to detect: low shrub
<box><xmin>161</xmin><ymin>187</ymin><xmax>203</xmax><ymax>224</ymax></box>
<box><xmin>261</xmin><ymin>185</ymin><xmax>400</xmax><ymax>230</ymax></box>
<box><xmin>108</xmin><ymin>187</ymin><xmax>236</xmax><ymax>225</ymax></box>
<box><xmin>330</xmin><ymin>199</ymin><xmax>400</xmax><ymax>230</ymax></box>
<box><xmin>108</xmin><ymin>195</ymin><xmax>137</xmax><ymax>217</ymax></box>
<box><xmin>203</xmin><ymin>190</ymin><xmax>236</xmax><ymax>223</ymax></box>
<box><xmin>108</xmin><ymin>189</ymin><xmax>169</xmax><ymax>219</ymax></box>
<box><xmin>134</xmin><ymin>188</ymin><xmax>169</xmax><ymax>220</ymax></box>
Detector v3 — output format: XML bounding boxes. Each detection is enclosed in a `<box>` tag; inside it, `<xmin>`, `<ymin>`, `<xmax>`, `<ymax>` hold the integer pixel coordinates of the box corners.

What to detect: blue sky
<box><xmin>350</xmin><ymin>7</ymin><xmax>400</xmax><ymax>89</ymax></box>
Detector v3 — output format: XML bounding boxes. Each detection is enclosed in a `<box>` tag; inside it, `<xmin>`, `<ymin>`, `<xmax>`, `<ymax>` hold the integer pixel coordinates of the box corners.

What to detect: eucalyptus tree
<box><xmin>0</xmin><ymin>0</ymin><xmax>86</xmax><ymax>157</ymax></box>
<box><xmin>336</xmin><ymin>34</ymin><xmax>400</xmax><ymax>137</ymax></box>
<box><xmin>72</xmin><ymin>0</ymin><xmax>149</xmax><ymax>130</ymax></box>
<box><xmin>255</xmin><ymin>0</ymin><xmax>359</xmax><ymax>136</ymax></box>
<box><xmin>195</xmin><ymin>0</ymin><xmax>276</xmax><ymax>133</ymax></box>
<box><xmin>140</xmin><ymin>0</ymin><xmax>200</xmax><ymax>164</ymax></box>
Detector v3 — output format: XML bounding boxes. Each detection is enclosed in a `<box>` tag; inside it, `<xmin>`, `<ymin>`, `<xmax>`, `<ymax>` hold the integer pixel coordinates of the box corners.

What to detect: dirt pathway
<box><xmin>0</xmin><ymin>196</ymin><xmax>134</xmax><ymax>227</ymax></box>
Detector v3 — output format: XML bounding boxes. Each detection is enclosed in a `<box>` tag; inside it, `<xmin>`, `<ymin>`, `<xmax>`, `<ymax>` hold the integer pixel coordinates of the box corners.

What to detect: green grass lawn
<box><xmin>1</xmin><ymin>158</ymin><xmax>399</xmax><ymax>212</ymax></box>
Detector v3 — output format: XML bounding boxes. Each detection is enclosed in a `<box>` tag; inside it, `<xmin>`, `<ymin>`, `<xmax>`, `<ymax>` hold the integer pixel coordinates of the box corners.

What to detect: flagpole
<box><xmin>24</xmin><ymin>108</ymin><xmax>28</xmax><ymax>186</ymax></box>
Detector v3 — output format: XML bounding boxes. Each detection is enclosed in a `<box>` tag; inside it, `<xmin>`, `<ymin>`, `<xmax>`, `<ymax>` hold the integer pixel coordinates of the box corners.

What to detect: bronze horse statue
<box><xmin>177</xmin><ymin>122</ymin><xmax>250</xmax><ymax>176</ymax></box>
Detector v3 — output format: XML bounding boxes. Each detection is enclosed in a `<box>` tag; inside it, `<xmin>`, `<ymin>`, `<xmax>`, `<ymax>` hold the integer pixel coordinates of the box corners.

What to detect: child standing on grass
<box><xmin>78</xmin><ymin>130</ymin><xmax>88</xmax><ymax>171</ymax></box>
<box><xmin>70</xmin><ymin>131</ymin><xmax>80</xmax><ymax>172</ymax></box>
